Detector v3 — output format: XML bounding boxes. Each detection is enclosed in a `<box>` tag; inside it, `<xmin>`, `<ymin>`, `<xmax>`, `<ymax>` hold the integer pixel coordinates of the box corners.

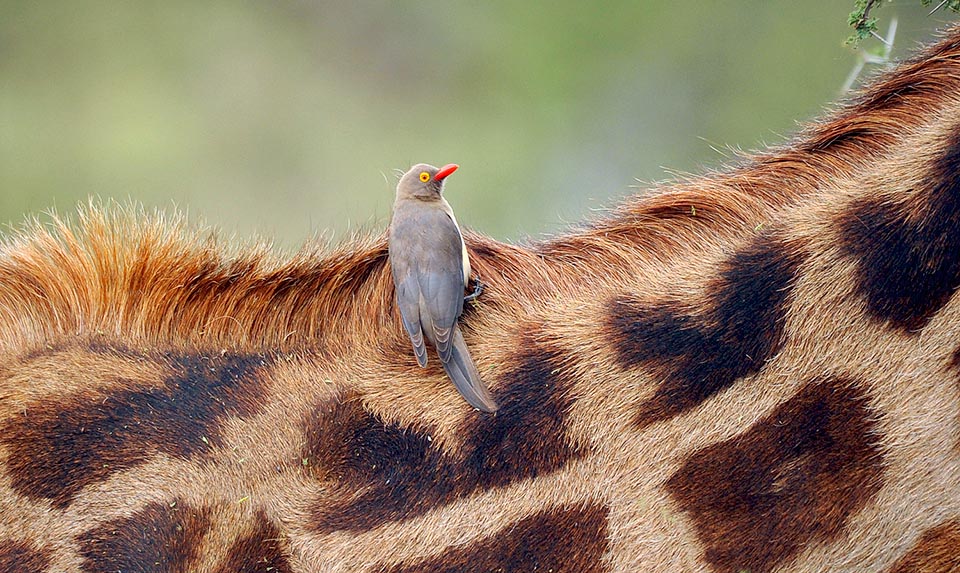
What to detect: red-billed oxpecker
<box><xmin>388</xmin><ymin>163</ymin><xmax>498</xmax><ymax>413</ymax></box>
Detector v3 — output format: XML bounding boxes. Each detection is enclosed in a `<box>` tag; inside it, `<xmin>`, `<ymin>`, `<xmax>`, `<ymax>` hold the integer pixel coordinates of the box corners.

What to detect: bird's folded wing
<box><xmin>421</xmin><ymin>269</ymin><xmax>461</xmax><ymax>363</ymax></box>
<box><xmin>412</xmin><ymin>210</ymin><xmax>463</xmax><ymax>362</ymax></box>
<box><xmin>395</xmin><ymin>274</ymin><xmax>428</xmax><ymax>367</ymax></box>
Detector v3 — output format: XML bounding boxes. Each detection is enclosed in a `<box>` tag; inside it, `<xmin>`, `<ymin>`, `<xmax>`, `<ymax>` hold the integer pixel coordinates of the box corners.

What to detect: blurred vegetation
<box><xmin>1</xmin><ymin>2</ymin><xmax>957</xmax><ymax>249</ymax></box>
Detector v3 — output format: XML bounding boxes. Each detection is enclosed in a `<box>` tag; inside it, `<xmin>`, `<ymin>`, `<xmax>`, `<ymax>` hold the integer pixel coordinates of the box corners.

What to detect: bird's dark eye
<box><xmin>419</xmin><ymin>172</ymin><xmax>430</xmax><ymax>182</ymax></box>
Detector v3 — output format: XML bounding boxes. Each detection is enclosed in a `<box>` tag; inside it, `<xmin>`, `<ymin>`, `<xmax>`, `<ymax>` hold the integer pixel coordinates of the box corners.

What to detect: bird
<box><xmin>388</xmin><ymin>163</ymin><xmax>498</xmax><ymax>413</ymax></box>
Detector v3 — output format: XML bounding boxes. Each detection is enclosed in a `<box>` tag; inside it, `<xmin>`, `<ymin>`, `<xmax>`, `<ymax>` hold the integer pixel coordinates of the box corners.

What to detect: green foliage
<box><xmin>849</xmin><ymin>0</ymin><xmax>960</xmax><ymax>45</ymax></box>
<box><xmin>847</xmin><ymin>0</ymin><xmax>886</xmax><ymax>45</ymax></box>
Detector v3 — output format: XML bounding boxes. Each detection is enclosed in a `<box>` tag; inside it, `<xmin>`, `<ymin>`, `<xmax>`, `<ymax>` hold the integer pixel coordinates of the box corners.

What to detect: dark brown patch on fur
<box><xmin>213</xmin><ymin>511</ymin><xmax>293</xmax><ymax>573</ymax></box>
<box><xmin>0</xmin><ymin>540</ymin><xmax>50</xmax><ymax>572</ymax></box>
<box><xmin>839</xmin><ymin>131</ymin><xmax>960</xmax><ymax>332</ymax></box>
<box><xmin>665</xmin><ymin>376</ymin><xmax>885</xmax><ymax>573</ymax></box>
<box><xmin>303</xmin><ymin>394</ymin><xmax>450</xmax><ymax>530</ymax></box>
<box><xmin>466</xmin><ymin>339</ymin><xmax>585</xmax><ymax>489</ymax></box>
<box><xmin>2</xmin><ymin>351</ymin><xmax>270</xmax><ymax>508</ymax></box>
<box><xmin>887</xmin><ymin>519</ymin><xmax>960</xmax><ymax>573</ymax></box>
<box><xmin>78</xmin><ymin>501</ymin><xmax>210</xmax><ymax>573</ymax></box>
<box><xmin>380</xmin><ymin>503</ymin><xmax>609</xmax><ymax>573</ymax></box>
<box><xmin>307</xmin><ymin>337</ymin><xmax>586</xmax><ymax>533</ymax></box>
<box><xmin>609</xmin><ymin>234</ymin><xmax>803</xmax><ymax>428</ymax></box>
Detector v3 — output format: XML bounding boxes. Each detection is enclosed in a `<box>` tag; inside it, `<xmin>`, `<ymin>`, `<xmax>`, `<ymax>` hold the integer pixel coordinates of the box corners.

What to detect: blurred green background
<box><xmin>1</xmin><ymin>2</ymin><xmax>955</xmax><ymax>249</ymax></box>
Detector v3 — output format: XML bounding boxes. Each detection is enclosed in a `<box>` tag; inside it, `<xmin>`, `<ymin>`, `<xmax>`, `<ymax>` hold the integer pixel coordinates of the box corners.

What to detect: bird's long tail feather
<box><xmin>441</xmin><ymin>328</ymin><xmax>498</xmax><ymax>412</ymax></box>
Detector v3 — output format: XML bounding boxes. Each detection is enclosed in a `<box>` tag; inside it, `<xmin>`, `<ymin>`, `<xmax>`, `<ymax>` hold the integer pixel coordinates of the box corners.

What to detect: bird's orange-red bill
<box><xmin>434</xmin><ymin>164</ymin><xmax>459</xmax><ymax>181</ymax></box>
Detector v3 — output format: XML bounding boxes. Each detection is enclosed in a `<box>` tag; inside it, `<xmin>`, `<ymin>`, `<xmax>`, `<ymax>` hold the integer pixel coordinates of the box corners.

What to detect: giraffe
<box><xmin>2</xmin><ymin>25</ymin><xmax>960</xmax><ymax>573</ymax></box>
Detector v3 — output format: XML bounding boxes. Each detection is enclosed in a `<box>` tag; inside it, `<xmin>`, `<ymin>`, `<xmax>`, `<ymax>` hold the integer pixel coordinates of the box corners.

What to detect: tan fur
<box><xmin>3</xmin><ymin>28</ymin><xmax>960</xmax><ymax>573</ymax></box>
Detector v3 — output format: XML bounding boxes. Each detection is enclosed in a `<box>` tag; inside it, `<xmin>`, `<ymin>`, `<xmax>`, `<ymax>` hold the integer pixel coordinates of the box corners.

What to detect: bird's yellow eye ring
<box><xmin>419</xmin><ymin>172</ymin><xmax>430</xmax><ymax>182</ymax></box>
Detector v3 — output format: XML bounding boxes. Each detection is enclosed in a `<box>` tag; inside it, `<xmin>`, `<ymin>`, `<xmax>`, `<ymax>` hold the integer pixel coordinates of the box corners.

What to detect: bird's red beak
<box><xmin>434</xmin><ymin>164</ymin><xmax>459</xmax><ymax>181</ymax></box>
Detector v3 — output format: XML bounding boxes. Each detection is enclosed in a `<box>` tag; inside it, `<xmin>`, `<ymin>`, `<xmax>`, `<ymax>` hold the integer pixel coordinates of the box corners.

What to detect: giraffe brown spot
<box><xmin>2</xmin><ymin>351</ymin><xmax>271</xmax><ymax>508</ymax></box>
<box><xmin>379</xmin><ymin>503</ymin><xmax>609</xmax><ymax>573</ymax></box>
<box><xmin>839</xmin><ymin>131</ymin><xmax>960</xmax><ymax>332</ymax></box>
<box><xmin>303</xmin><ymin>396</ymin><xmax>447</xmax><ymax>531</ymax></box>
<box><xmin>887</xmin><ymin>519</ymin><xmax>960</xmax><ymax>573</ymax></box>
<box><xmin>307</xmin><ymin>337</ymin><xmax>586</xmax><ymax>533</ymax></box>
<box><xmin>609</xmin><ymin>234</ymin><xmax>803</xmax><ymax>428</ymax></box>
<box><xmin>665</xmin><ymin>376</ymin><xmax>885</xmax><ymax>573</ymax></box>
<box><xmin>0</xmin><ymin>540</ymin><xmax>50</xmax><ymax>572</ymax></box>
<box><xmin>78</xmin><ymin>501</ymin><xmax>210</xmax><ymax>573</ymax></box>
<box><xmin>212</xmin><ymin>511</ymin><xmax>293</xmax><ymax>573</ymax></box>
<box><xmin>466</xmin><ymin>339</ymin><xmax>585</xmax><ymax>490</ymax></box>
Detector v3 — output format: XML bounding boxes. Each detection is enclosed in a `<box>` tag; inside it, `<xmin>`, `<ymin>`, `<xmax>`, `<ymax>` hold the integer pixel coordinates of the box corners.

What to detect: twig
<box><xmin>870</xmin><ymin>30</ymin><xmax>892</xmax><ymax>45</ymax></box>
<box><xmin>851</xmin><ymin>0</ymin><xmax>884</xmax><ymax>32</ymax></box>
<box><xmin>929</xmin><ymin>0</ymin><xmax>950</xmax><ymax>15</ymax></box>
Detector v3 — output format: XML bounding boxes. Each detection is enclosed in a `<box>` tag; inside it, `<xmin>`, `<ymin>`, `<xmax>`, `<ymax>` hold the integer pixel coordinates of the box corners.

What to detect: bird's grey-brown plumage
<box><xmin>388</xmin><ymin>163</ymin><xmax>498</xmax><ymax>412</ymax></box>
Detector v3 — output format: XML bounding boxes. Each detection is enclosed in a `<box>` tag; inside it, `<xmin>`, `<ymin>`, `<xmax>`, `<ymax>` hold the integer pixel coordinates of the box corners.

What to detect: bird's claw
<box><xmin>464</xmin><ymin>275</ymin><xmax>485</xmax><ymax>303</ymax></box>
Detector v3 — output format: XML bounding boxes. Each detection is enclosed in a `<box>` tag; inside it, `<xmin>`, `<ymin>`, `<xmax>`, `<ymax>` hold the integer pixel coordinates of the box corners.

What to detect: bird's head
<box><xmin>396</xmin><ymin>163</ymin><xmax>458</xmax><ymax>200</ymax></box>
